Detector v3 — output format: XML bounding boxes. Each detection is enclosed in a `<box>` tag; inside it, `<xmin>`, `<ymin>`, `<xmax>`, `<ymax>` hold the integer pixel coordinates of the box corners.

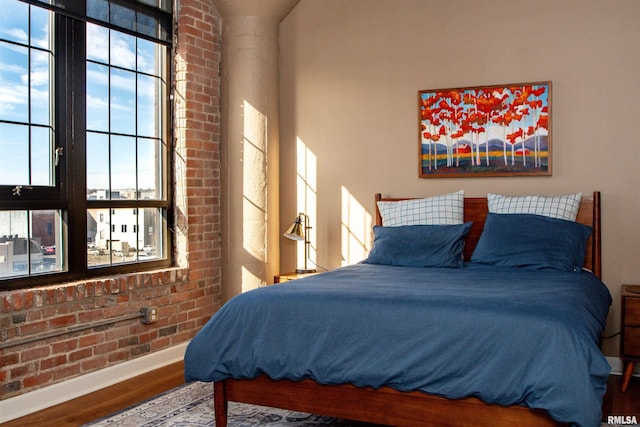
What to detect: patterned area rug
<box><xmin>82</xmin><ymin>381</ymin><xmax>624</xmax><ymax>426</ymax></box>
<box><xmin>83</xmin><ymin>381</ymin><xmax>377</xmax><ymax>426</ymax></box>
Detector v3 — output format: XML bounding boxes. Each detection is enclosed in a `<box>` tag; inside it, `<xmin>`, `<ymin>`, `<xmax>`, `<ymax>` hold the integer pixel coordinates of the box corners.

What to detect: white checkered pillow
<box><xmin>377</xmin><ymin>191</ymin><xmax>464</xmax><ymax>226</ymax></box>
<box><xmin>487</xmin><ymin>193</ymin><xmax>582</xmax><ymax>221</ymax></box>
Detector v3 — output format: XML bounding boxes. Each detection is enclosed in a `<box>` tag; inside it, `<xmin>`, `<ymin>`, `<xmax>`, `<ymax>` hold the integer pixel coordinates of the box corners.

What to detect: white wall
<box><xmin>279</xmin><ymin>0</ymin><xmax>640</xmax><ymax>356</ymax></box>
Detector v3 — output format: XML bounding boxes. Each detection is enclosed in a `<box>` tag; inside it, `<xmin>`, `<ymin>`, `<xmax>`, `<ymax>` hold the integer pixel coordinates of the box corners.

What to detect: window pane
<box><xmin>138</xmin><ymin>137</ymin><xmax>162</xmax><ymax>199</ymax></box>
<box><xmin>0</xmin><ymin>209</ymin><xmax>64</xmax><ymax>279</ymax></box>
<box><xmin>87</xmin><ymin>208</ymin><xmax>110</xmax><ymax>267</ymax></box>
<box><xmin>31</xmin><ymin>126</ymin><xmax>52</xmax><ymax>186</ymax></box>
<box><xmin>136</xmin><ymin>12</ymin><xmax>158</xmax><ymax>41</ymax></box>
<box><xmin>0</xmin><ymin>123</ymin><xmax>28</xmax><ymax>185</ymax></box>
<box><xmin>0</xmin><ymin>3</ymin><xmax>54</xmax><ymax>188</ymax></box>
<box><xmin>86</xmin><ymin>23</ymin><xmax>109</xmax><ymax>64</ymax></box>
<box><xmin>111</xmin><ymin>135</ymin><xmax>136</xmax><ymax>199</ymax></box>
<box><xmin>110</xmin><ymin>68</ymin><xmax>136</xmax><ymax>135</ymax></box>
<box><xmin>30</xmin><ymin>50</ymin><xmax>52</xmax><ymax>126</ymax></box>
<box><xmin>110</xmin><ymin>2</ymin><xmax>136</xmax><ymax>33</ymax></box>
<box><xmin>86</xmin><ymin>132</ymin><xmax>110</xmax><ymax>198</ymax></box>
<box><xmin>109</xmin><ymin>209</ymin><xmax>131</xmax><ymax>261</ymax></box>
<box><xmin>32</xmin><ymin>210</ymin><xmax>64</xmax><ymax>273</ymax></box>
<box><xmin>137</xmin><ymin>38</ymin><xmax>159</xmax><ymax>75</ymax></box>
<box><xmin>0</xmin><ymin>211</ymin><xmax>30</xmax><ymax>278</ymax></box>
<box><xmin>86</xmin><ymin>26</ymin><xmax>167</xmax><ymax>201</ymax></box>
<box><xmin>137</xmin><ymin>74</ymin><xmax>160</xmax><ymax>138</ymax></box>
<box><xmin>87</xmin><ymin>0</ymin><xmax>171</xmax><ymax>44</ymax></box>
<box><xmin>110</xmin><ymin>30</ymin><xmax>136</xmax><ymax>69</ymax></box>
<box><xmin>136</xmin><ymin>208</ymin><xmax>163</xmax><ymax>260</ymax></box>
<box><xmin>87</xmin><ymin>207</ymin><xmax>164</xmax><ymax>267</ymax></box>
<box><xmin>30</xmin><ymin>3</ymin><xmax>51</xmax><ymax>50</ymax></box>
<box><xmin>0</xmin><ymin>41</ymin><xmax>29</xmax><ymax>123</ymax></box>
<box><xmin>86</xmin><ymin>62</ymin><xmax>109</xmax><ymax>132</ymax></box>
<box><xmin>0</xmin><ymin>1</ymin><xmax>28</xmax><ymax>45</ymax></box>
<box><xmin>87</xmin><ymin>0</ymin><xmax>109</xmax><ymax>23</ymax></box>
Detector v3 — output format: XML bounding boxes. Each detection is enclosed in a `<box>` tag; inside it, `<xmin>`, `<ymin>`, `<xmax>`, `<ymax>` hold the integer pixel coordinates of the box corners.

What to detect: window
<box><xmin>0</xmin><ymin>0</ymin><xmax>172</xmax><ymax>290</ymax></box>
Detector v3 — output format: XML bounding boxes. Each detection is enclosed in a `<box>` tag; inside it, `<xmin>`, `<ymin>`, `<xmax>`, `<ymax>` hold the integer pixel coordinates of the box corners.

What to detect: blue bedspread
<box><xmin>184</xmin><ymin>263</ymin><xmax>611</xmax><ymax>427</ymax></box>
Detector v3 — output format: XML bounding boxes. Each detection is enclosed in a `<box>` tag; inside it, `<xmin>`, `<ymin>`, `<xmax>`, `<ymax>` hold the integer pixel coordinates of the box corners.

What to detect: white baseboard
<box><xmin>0</xmin><ymin>341</ymin><xmax>188</xmax><ymax>424</ymax></box>
<box><xmin>607</xmin><ymin>356</ymin><xmax>640</xmax><ymax>376</ymax></box>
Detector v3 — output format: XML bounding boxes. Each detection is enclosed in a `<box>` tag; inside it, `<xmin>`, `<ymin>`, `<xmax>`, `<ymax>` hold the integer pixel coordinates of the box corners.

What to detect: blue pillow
<box><xmin>365</xmin><ymin>223</ymin><xmax>472</xmax><ymax>268</ymax></box>
<box><xmin>470</xmin><ymin>213</ymin><xmax>592</xmax><ymax>272</ymax></box>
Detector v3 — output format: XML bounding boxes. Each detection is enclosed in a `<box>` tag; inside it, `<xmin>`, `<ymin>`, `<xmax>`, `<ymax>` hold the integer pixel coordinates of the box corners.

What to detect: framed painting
<box><xmin>418</xmin><ymin>81</ymin><xmax>551</xmax><ymax>178</ymax></box>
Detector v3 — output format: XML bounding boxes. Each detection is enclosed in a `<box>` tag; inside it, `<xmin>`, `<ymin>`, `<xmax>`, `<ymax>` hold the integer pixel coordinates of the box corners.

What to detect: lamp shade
<box><xmin>282</xmin><ymin>212</ymin><xmax>316</xmax><ymax>274</ymax></box>
<box><xmin>283</xmin><ymin>216</ymin><xmax>305</xmax><ymax>241</ymax></box>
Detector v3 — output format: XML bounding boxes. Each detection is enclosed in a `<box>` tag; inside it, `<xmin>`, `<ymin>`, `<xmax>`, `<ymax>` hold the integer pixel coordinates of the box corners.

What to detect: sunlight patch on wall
<box><xmin>242</xmin><ymin>99</ymin><xmax>267</xmax><ymax>288</ymax></box>
<box><xmin>295</xmin><ymin>137</ymin><xmax>317</xmax><ymax>269</ymax></box>
<box><xmin>172</xmin><ymin>52</ymin><xmax>188</xmax><ymax>268</ymax></box>
<box><xmin>341</xmin><ymin>186</ymin><xmax>372</xmax><ymax>266</ymax></box>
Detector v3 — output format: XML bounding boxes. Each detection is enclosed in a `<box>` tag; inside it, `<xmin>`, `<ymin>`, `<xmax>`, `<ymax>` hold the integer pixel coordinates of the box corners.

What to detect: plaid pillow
<box><xmin>377</xmin><ymin>191</ymin><xmax>464</xmax><ymax>226</ymax></box>
<box><xmin>487</xmin><ymin>193</ymin><xmax>582</xmax><ymax>221</ymax></box>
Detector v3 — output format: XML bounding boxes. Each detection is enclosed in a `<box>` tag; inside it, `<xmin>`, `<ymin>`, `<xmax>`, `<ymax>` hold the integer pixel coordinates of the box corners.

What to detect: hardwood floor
<box><xmin>3</xmin><ymin>363</ymin><xmax>638</xmax><ymax>426</ymax></box>
<box><xmin>603</xmin><ymin>374</ymin><xmax>640</xmax><ymax>420</ymax></box>
<box><xmin>2</xmin><ymin>361</ymin><xmax>185</xmax><ymax>427</ymax></box>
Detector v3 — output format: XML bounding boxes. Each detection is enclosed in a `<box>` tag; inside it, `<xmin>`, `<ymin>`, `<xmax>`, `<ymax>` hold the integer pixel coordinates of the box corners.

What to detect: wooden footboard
<box><xmin>213</xmin><ymin>376</ymin><xmax>568</xmax><ymax>427</ymax></box>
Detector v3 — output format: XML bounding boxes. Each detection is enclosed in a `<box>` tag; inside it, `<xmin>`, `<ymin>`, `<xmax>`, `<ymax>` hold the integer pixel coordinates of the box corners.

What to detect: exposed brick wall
<box><xmin>0</xmin><ymin>0</ymin><xmax>222</xmax><ymax>400</ymax></box>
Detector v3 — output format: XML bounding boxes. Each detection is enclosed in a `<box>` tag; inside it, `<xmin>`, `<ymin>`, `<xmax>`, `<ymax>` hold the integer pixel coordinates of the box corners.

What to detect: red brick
<box><xmin>10</xmin><ymin>362</ymin><xmax>37</xmax><ymax>379</ymax></box>
<box><xmin>56</xmin><ymin>288</ymin><xmax>66</xmax><ymax>304</ymax></box>
<box><xmin>51</xmin><ymin>339</ymin><xmax>78</xmax><ymax>354</ymax></box>
<box><xmin>107</xmin><ymin>350</ymin><xmax>128</xmax><ymax>364</ymax></box>
<box><xmin>78</xmin><ymin>309</ymin><xmax>102</xmax><ymax>323</ymax></box>
<box><xmin>40</xmin><ymin>354</ymin><xmax>67</xmax><ymax>370</ymax></box>
<box><xmin>0</xmin><ymin>353</ymin><xmax>20</xmax><ymax>367</ymax></box>
<box><xmin>138</xmin><ymin>330</ymin><xmax>158</xmax><ymax>344</ymax></box>
<box><xmin>104</xmin><ymin>325</ymin><xmax>130</xmax><ymax>342</ymax></box>
<box><xmin>34</xmin><ymin>290</ymin><xmax>44</xmax><ymax>307</ymax></box>
<box><xmin>50</xmin><ymin>314</ymin><xmax>76</xmax><ymax>329</ymax></box>
<box><xmin>20</xmin><ymin>346</ymin><xmax>50</xmax><ymax>362</ymax></box>
<box><xmin>52</xmin><ymin>363</ymin><xmax>80</xmax><ymax>381</ymax></box>
<box><xmin>23</xmin><ymin>371</ymin><xmax>53</xmax><ymax>388</ymax></box>
<box><xmin>18</xmin><ymin>320</ymin><xmax>48</xmax><ymax>336</ymax></box>
<box><xmin>45</xmin><ymin>289</ymin><xmax>56</xmax><ymax>305</ymax></box>
<box><xmin>12</xmin><ymin>293</ymin><xmax>23</xmax><ymax>311</ymax></box>
<box><xmin>23</xmin><ymin>291</ymin><xmax>34</xmax><ymax>309</ymax></box>
<box><xmin>81</xmin><ymin>356</ymin><xmax>107</xmax><ymax>372</ymax></box>
<box><xmin>69</xmin><ymin>348</ymin><xmax>92</xmax><ymax>362</ymax></box>
<box><xmin>103</xmin><ymin>304</ymin><xmax>128</xmax><ymax>318</ymax></box>
<box><xmin>118</xmin><ymin>336</ymin><xmax>139</xmax><ymax>349</ymax></box>
<box><xmin>1</xmin><ymin>295</ymin><xmax>12</xmax><ymax>313</ymax></box>
<box><xmin>78</xmin><ymin>333</ymin><xmax>103</xmax><ymax>347</ymax></box>
<box><xmin>75</xmin><ymin>284</ymin><xmax>86</xmax><ymax>299</ymax></box>
<box><xmin>94</xmin><ymin>341</ymin><xmax>118</xmax><ymax>355</ymax></box>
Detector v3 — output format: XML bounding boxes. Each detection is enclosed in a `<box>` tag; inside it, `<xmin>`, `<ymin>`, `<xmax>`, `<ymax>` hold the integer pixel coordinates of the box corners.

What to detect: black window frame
<box><xmin>0</xmin><ymin>0</ymin><xmax>173</xmax><ymax>291</ymax></box>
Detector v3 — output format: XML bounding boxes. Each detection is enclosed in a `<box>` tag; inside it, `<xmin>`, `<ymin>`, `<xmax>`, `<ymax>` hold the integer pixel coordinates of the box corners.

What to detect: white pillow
<box><xmin>487</xmin><ymin>193</ymin><xmax>582</xmax><ymax>221</ymax></box>
<box><xmin>377</xmin><ymin>190</ymin><xmax>464</xmax><ymax>226</ymax></box>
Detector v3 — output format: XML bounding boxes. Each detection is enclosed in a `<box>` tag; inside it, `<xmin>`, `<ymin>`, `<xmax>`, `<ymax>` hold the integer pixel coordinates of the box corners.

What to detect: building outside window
<box><xmin>0</xmin><ymin>0</ymin><xmax>173</xmax><ymax>290</ymax></box>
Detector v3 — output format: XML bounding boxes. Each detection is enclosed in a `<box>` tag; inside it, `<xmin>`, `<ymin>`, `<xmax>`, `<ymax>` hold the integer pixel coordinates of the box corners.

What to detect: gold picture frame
<box><xmin>418</xmin><ymin>81</ymin><xmax>551</xmax><ymax>178</ymax></box>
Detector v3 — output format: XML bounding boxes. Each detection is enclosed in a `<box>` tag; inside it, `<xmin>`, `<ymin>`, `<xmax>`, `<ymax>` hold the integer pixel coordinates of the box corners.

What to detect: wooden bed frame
<box><xmin>213</xmin><ymin>192</ymin><xmax>601</xmax><ymax>427</ymax></box>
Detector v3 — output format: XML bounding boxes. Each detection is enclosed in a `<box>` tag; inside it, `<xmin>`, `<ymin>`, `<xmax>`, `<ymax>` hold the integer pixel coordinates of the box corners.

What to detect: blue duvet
<box><xmin>184</xmin><ymin>263</ymin><xmax>611</xmax><ymax>427</ymax></box>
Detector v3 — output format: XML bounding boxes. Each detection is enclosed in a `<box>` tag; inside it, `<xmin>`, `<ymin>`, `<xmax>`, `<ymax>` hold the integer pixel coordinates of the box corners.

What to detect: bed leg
<box><xmin>214</xmin><ymin>381</ymin><xmax>228</xmax><ymax>427</ymax></box>
<box><xmin>621</xmin><ymin>361</ymin><xmax>635</xmax><ymax>392</ymax></box>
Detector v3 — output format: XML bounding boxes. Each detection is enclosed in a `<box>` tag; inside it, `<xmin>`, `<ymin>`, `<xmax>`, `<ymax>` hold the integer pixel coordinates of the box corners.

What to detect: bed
<box><xmin>184</xmin><ymin>191</ymin><xmax>611</xmax><ymax>427</ymax></box>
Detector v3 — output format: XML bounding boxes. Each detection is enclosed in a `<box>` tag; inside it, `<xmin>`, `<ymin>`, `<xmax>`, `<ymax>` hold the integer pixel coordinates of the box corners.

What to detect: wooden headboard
<box><xmin>375</xmin><ymin>192</ymin><xmax>601</xmax><ymax>279</ymax></box>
